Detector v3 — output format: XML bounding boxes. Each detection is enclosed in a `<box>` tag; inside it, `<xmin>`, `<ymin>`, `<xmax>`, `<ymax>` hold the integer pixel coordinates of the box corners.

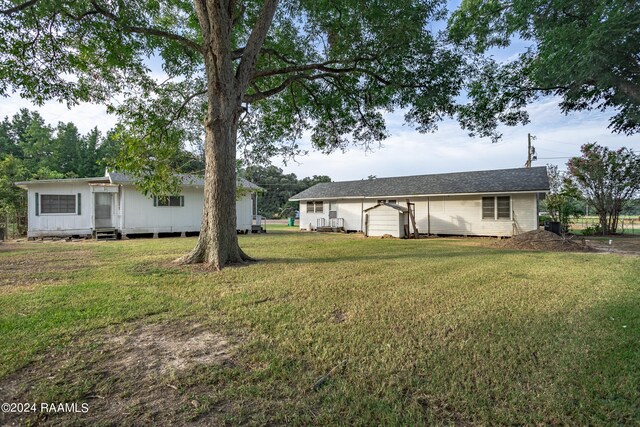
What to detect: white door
<box><xmin>95</xmin><ymin>193</ymin><xmax>112</xmax><ymax>228</ymax></box>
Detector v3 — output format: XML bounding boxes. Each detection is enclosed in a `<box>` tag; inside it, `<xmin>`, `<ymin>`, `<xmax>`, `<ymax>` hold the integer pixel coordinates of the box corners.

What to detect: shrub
<box><xmin>581</xmin><ymin>224</ymin><xmax>602</xmax><ymax>236</ymax></box>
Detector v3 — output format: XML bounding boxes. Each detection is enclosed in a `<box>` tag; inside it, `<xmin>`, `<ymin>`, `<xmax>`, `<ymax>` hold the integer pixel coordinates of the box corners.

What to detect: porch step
<box><xmin>95</xmin><ymin>228</ymin><xmax>117</xmax><ymax>241</ymax></box>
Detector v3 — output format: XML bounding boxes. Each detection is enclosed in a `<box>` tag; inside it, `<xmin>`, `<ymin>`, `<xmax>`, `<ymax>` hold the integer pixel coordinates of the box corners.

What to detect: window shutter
<box><xmin>35</xmin><ymin>192</ymin><xmax>39</xmax><ymax>216</ymax></box>
<box><xmin>180</xmin><ymin>196</ymin><xmax>184</xmax><ymax>207</ymax></box>
<box><xmin>77</xmin><ymin>193</ymin><xmax>81</xmax><ymax>215</ymax></box>
<box><xmin>153</xmin><ymin>196</ymin><xmax>157</xmax><ymax>207</ymax></box>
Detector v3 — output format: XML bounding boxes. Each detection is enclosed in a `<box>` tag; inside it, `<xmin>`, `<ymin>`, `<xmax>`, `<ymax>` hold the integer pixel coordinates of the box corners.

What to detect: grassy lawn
<box><xmin>1</xmin><ymin>232</ymin><xmax>639</xmax><ymax>425</ymax></box>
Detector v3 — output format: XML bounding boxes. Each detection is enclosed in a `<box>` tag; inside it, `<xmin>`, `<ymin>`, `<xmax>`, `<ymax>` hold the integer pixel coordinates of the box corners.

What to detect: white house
<box><xmin>15</xmin><ymin>171</ymin><xmax>263</xmax><ymax>239</ymax></box>
<box><xmin>290</xmin><ymin>167</ymin><xmax>550</xmax><ymax>237</ymax></box>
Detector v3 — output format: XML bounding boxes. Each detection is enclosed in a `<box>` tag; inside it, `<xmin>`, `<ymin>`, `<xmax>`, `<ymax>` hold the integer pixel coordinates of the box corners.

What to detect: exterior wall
<box><xmin>298</xmin><ymin>193</ymin><xmax>539</xmax><ymax>237</ymax></box>
<box><xmin>413</xmin><ymin>193</ymin><xmax>537</xmax><ymax>236</ymax></box>
<box><xmin>121</xmin><ymin>185</ymin><xmax>203</xmax><ymax>234</ymax></box>
<box><xmin>365</xmin><ymin>205</ymin><xmax>405</xmax><ymax>237</ymax></box>
<box><xmin>26</xmin><ymin>182</ymin><xmax>95</xmax><ymax>237</ymax></box>
<box><xmin>299</xmin><ymin>199</ymin><xmax>376</xmax><ymax>231</ymax></box>
<box><xmin>235</xmin><ymin>193</ymin><xmax>253</xmax><ymax>232</ymax></box>
<box><xmin>335</xmin><ymin>199</ymin><xmax>367</xmax><ymax>231</ymax></box>
<box><xmin>299</xmin><ymin>200</ymin><xmax>329</xmax><ymax>230</ymax></box>
<box><xmin>26</xmin><ymin>183</ymin><xmax>256</xmax><ymax>237</ymax></box>
<box><xmin>121</xmin><ymin>185</ymin><xmax>255</xmax><ymax>235</ymax></box>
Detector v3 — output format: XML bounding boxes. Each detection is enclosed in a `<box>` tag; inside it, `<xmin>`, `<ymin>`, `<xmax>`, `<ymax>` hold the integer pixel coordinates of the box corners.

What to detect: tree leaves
<box><xmin>568</xmin><ymin>143</ymin><xmax>640</xmax><ymax>233</ymax></box>
<box><xmin>449</xmin><ymin>0</ymin><xmax>640</xmax><ymax>135</ymax></box>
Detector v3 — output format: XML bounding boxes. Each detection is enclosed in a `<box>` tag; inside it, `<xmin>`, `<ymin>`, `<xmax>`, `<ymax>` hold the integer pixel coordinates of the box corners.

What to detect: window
<box><xmin>306</xmin><ymin>201</ymin><xmax>323</xmax><ymax>213</ymax></box>
<box><xmin>497</xmin><ymin>196</ymin><xmax>511</xmax><ymax>219</ymax></box>
<box><xmin>482</xmin><ymin>197</ymin><xmax>494</xmax><ymax>219</ymax></box>
<box><xmin>377</xmin><ymin>199</ymin><xmax>397</xmax><ymax>204</ymax></box>
<box><xmin>482</xmin><ymin>196</ymin><xmax>511</xmax><ymax>220</ymax></box>
<box><xmin>41</xmin><ymin>194</ymin><xmax>76</xmax><ymax>214</ymax></box>
<box><xmin>155</xmin><ymin>195</ymin><xmax>184</xmax><ymax>207</ymax></box>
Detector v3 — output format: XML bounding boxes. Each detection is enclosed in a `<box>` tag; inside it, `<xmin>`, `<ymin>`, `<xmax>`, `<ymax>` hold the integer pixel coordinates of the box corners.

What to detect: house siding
<box><xmin>120</xmin><ymin>185</ymin><xmax>254</xmax><ymax>235</ymax></box>
<box><xmin>25</xmin><ymin>182</ymin><xmax>257</xmax><ymax>237</ymax></box>
<box><xmin>299</xmin><ymin>193</ymin><xmax>539</xmax><ymax>237</ymax></box>
<box><xmin>26</xmin><ymin>182</ymin><xmax>94</xmax><ymax>237</ymax></box>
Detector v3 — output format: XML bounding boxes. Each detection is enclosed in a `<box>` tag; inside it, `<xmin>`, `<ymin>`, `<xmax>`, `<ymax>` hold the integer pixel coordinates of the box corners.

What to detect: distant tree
<box><xmin>542</xmin><ymin>165</ymin><xmax>583</xmax><ymax>233</ymax></box>
<box><xmin>18</xmin><ymin>113</ymin><xmax>53</xmax><ymax>172</ymax></box>
<box><xmin>51</xmin><ymin>122</ymin><xmax>84</xmax><ymax>176</ymax></box>
<box><xmin>449</xmin><ymin>0</ymin><xmax>640</xmax><ymax>136</ymax></box>
<box><xmin>242</xmin><ymin>165</ymin><xmax>330</xmax><ymax>218</ymax></box>
<box><xmin>621</xmin><ymin>199</ymin><xmax>640</xmax><ymax>216</ymax></box>
<box><xmin>0</xmin><ymin>156</ymin><xmax>28</xmax><ymax>234</ymax></box>
<box><xmin>96</xmin><ymin>128</ymin><xmax>125</xmax><ymax>171</ymax></box>
<box><xmin>568</xmin><ymin>143</ymin><xmax>640</xmax><ymax>234</ymax></box>
<box><xmin>79</xmin><ymin>128</ymin><xmax>102</xmax><ymax>177</ymax></box>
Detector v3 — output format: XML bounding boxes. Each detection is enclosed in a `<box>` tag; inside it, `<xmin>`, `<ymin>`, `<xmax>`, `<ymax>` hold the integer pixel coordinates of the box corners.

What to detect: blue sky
<box><xmin>0</xmin><ymin>1</ymin><xmax>637</xmax><ymax>181</ymax></box>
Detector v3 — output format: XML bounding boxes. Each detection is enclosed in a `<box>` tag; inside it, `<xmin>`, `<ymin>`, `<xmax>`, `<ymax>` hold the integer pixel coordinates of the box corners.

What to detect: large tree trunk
<box><xmin>177</xmin><ymin>32</ymin><xmax>250</xmax><ymax>269</ymax></box>
<box><xmin>178</xmin><ymin>102</ymin><xmax>253</xmax><ymax>269</ymax></box>
<box><xmin>177</xmin><ymin>0</ymin><xmax>277</xmax><ymax>269</ymax></box>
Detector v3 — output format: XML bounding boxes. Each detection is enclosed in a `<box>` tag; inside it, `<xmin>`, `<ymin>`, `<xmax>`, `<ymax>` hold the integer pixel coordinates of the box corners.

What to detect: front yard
<box><xmin>1</xmin><ymin>231</ymin><xmax>638</xmax><ymax>425</ymax></box>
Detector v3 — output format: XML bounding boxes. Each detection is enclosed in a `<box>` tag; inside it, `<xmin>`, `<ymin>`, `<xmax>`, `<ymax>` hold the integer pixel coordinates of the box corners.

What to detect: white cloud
<box><xmin>0</xmin><ymin>96</ymin><xmax>116</xmax><ymax>135</ymax></box>
<box><xmin>274</xmin><ymin>97</ymin><xmax>639</xmax><ymax>180</ymax></box>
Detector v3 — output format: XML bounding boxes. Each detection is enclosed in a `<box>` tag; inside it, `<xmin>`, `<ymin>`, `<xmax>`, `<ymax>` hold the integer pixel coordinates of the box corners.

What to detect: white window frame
<box><xmin>306</xmin><ymin>201</ymin><xmax>324</xmax><ymax>213</ymax></box>
<box><xmin>40</xmin><ymin>194</ymin><xmax>77</xmax><ymax>215</ymax></box>
<box><xmin>154</xmin><ymin>195</ymin><xmax>184</xmax><ymax>207</ymax></box>
<box><xmin>481</xmin><ymin>196</ymin><xmax>512</xmax><ymax>221</ymax></box>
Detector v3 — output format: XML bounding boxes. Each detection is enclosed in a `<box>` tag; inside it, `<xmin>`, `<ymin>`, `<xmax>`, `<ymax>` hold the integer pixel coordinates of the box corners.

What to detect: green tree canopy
<box><xmin>568</xmin><ymin>143</ymin><xmax>640</xmax><ymax>234</ymax></box>
<box><xmin>542</xmin><ymin>164</ymin><xmax>583</xmax><ymax>233</ymax></box>
<box><xmin>448</xmin><ymin>0</ymin><xmax>640</xmax><ymax>135</ymax></box>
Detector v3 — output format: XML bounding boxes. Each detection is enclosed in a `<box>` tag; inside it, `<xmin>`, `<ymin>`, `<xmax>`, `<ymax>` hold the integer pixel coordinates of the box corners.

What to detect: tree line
<box><xmin>242</xmin><ymin>165</ymin><xmax>330</xmax><ymax>219</ymax></box>
<box><xmin>0</xmin><ymin>109</ymin><xmax>123</xmax><ymax>234</ymax></box>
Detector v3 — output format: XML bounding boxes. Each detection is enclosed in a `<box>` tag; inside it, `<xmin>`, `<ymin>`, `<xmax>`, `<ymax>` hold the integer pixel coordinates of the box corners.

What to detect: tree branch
<box><xmin>88</xmin><ymin>0</ymin><xmax>203</xmax><ymax>54</ymax></box>
<box><xmin>0</xmin><ymin>0</ymin><xmax>39</xmax><ymax>15</ymax></box>
<box><xmin>244</xmin><ymin>73</ymin><xmax>336</xmax><ymax>103</ymax></box>
<box><xmin>235</xmin><ymin>0</ymin><xmax>279</xmax><ymax>92</ymax></box>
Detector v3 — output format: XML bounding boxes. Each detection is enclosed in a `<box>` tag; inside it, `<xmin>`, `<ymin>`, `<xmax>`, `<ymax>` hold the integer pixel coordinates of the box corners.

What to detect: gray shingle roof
<box><xmin>290</xmin><ymin>167</ymin><xmax>549</xmax><ymax>200</ymax></box>
<box><xmin>108</xmin><ymin>171</ymin><xmax>263</xmax><ymax>191</ymax></box>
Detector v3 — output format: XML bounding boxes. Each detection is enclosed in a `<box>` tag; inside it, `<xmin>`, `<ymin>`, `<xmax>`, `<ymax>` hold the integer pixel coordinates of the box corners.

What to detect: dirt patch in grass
<box><xmin>492</xmin><ymin>230</ymin><xmax>595</xmax><ymax>252</ymax></box>
<box><xmin>0</xmin><ymin>321</ymin><xmax>239</xmax><ymax>426</ymax></box>
<box><xmin>583</xmin><ymin>236</ymin><xmax>640</xmax><ymax>255</ymax></box>
<box><xmin>329</xmin><ymin>309</ymin><xmax>348</xmax><ymax>324</ymax></box>
<box><xmin>0</xmin><ymin>248</ymin><xmax>96</xmax><ymax>287</ymax></box>
<box><xmin>107</xmin><ymin>322</ymin><xmax>235</xmax><ymax>375</ymax></box>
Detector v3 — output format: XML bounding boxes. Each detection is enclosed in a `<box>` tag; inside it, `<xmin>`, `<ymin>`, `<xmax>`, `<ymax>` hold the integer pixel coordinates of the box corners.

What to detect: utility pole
<box><xmin>525</xmin><ymin>133</ymin><xmax>536</xmax><ymax>167</ymax></box>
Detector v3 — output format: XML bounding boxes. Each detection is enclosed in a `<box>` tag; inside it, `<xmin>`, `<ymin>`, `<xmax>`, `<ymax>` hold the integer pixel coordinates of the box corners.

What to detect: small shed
<box><xmin>364</xmin><ymin>203</ymin><xmax>409</xmax><ymax>238</ymax></box>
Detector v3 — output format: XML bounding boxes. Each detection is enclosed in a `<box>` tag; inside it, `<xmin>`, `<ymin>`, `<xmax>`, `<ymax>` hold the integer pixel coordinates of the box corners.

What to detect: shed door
<box><xmin>94</xmin><ymin>193</ymin><xmax>112</xmax><ymax>228</ymax></box>
<box><xmin>367</xmin><ymin>208</ymin><xmax>402</xmax><ymax>237</ymax></box>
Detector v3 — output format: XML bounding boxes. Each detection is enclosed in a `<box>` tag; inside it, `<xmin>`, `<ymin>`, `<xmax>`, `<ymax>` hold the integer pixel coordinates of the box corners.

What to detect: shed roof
<box><xmin>290</xmin><ymin>167</ymin><xmax>549</xmax><ymax>200</ymax></box>
<box><xmin>364</xmin><ymin>203</ymin><xmax>408</xmax><ymax>213</ymax></box>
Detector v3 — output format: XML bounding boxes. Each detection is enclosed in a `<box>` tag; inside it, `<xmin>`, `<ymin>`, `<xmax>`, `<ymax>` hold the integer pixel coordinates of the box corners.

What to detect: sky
<box><xmin>1</xmin><ymin>2</ymin><xmax>638</xmax><ymax>182</ymax></box>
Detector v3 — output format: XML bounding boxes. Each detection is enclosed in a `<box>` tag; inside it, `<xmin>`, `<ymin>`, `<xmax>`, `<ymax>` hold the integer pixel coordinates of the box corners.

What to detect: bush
<box><xmin>539</xmin><ymin>214</ymin><xmax>552</xmax><ymax>226</ymax></box>
<box><xmin>581</xmin><ymin>224</ymin><xmax>602</xmax><ymax>236</ymax></box>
